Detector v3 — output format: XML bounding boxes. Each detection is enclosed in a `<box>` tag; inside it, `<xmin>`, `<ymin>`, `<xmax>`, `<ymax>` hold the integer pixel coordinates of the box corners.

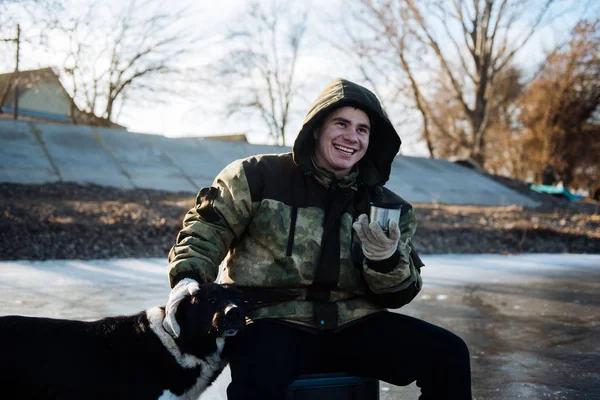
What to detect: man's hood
<box><xmin>292</xmin><ymin>78</ymin><xmax>401</xmax><ymax>186</ymax></box>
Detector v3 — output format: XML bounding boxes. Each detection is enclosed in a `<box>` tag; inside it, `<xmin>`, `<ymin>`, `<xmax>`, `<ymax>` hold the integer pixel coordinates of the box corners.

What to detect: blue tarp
<box><xmin>530</xmin><ymin>184</ymin><xmax>583</xmax><ymax>201</ymax></box>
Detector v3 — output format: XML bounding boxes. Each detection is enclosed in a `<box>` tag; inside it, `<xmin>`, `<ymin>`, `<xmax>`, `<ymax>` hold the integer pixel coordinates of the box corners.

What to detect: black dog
<box><xmin>0</xmin><ymin>282</ymin><xmax>245</xmax><ymax>399</ymax></box>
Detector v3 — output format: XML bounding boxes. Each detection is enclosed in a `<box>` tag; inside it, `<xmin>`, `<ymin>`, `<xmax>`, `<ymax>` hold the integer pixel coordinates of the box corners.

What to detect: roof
<box><xmin>202</xmin><ymin>133</ymin><xmax>248</xmax><ymax>142</ymax></box>
<box><xmin>0</xmin><ymin>67</ymin><xmax>58</xmax><ymax>94</ymax></box>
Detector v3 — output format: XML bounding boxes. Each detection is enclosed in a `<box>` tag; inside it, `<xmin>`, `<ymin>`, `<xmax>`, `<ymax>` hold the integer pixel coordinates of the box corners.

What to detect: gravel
<box><xmin>1</xmin><ymin>181</ymin><xmax>599</xmax><ymax>261</ymax></box>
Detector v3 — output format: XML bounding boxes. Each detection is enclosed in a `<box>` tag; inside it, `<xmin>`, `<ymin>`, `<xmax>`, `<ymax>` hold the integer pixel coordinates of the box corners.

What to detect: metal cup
<box><xmin>369</xmin><ymin>204</ymin><xmax>401</xmax><ymax>233</ymax></box>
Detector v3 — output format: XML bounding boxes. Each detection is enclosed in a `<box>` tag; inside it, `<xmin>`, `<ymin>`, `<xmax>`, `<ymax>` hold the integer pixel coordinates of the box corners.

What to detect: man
<box><xmin>165</xmin><ymin>78</ymin><xmax>472</xmax><ymax>399</ymax></box>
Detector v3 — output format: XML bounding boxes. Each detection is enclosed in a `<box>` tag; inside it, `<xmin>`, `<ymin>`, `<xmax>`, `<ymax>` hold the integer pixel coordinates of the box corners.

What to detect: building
<box><xmin>0</xmin><ymin>67</ymin><xmax>125</xmax><ymax>129</ymax></box>
<box><xmin>203</xmin><ymin>133</ymin><xmax>248</xmax><ymax>142</ymax></box>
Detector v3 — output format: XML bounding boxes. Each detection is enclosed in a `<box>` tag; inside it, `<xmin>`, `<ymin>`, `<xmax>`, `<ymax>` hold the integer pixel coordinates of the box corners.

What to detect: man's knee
<box><xmin>227</xmin><ymin>379</ymin><xmax>287</xmax><ymax>400</ymax></box>
<box><xmin>440</xmin><ymin>330</ymin><xmax>470</xmax><ymax>367</ymax></box>
<box><xmin>227</xmin><ymin>365</ymin><xmax>295</xmax><ymax>400</ymax></box>
<box><xmin>227</xmin><ymin>322</ymin><xmax>307</xmax><ymax>400</ymax></box>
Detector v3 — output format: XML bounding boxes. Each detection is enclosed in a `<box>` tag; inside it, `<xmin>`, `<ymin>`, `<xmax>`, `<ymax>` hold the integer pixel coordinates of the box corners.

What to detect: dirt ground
<box><xmin>1</xmin><ymin>180</ymin><xmax>599</xmax><ymax>261</ymax></box>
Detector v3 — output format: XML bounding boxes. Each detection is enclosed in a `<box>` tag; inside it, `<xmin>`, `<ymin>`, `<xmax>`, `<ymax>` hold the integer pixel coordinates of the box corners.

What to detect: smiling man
<box><xmin>313</xmin><ymin>106</ymin><xmax>370</xmax><ymax>177</ymax></box>
<box><xmin>166</xmin><ymin>78</ymin><xmax>472</xmax><ymax>399</ymax></box>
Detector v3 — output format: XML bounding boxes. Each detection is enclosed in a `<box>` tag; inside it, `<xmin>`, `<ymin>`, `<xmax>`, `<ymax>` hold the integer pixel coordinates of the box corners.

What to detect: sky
<box><xmin>2</xmin><ymin>0</ymin><xmax>357</xmax><ymax>145</ymax></box>
<box><xmin>112</xmin><ymin>1</ymin><xmax>362</xmax><ymax>146</ymax></box>
<box><xmin>1</xmin><ymin>0</ymin><xmax>598</xmax><ymax>156</ymax></box>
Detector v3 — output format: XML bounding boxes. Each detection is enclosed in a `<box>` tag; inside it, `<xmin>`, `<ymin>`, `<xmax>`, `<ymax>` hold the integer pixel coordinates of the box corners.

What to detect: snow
<box><xmin>1</xmin><ymin>253</ymin><xmax>598</xmax><ymax>399</ymax></box>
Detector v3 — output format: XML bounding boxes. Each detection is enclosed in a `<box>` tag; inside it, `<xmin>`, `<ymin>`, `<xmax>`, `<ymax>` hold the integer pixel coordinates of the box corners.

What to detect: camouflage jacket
<box><xmin>167</xmin><ymin>78</ymin><xmax>424</xmax><ymax>330</ymax></box>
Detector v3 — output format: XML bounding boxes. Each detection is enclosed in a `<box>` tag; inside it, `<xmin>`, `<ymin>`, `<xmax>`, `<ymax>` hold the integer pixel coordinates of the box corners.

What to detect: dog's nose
<box><xmin>224</xmin><ymin>304</ymin><xmax>243</xmax><ymax>322</ymax></box>
<box><xmin>220</xmin><ymin>304</ymin><xmax>245</xmax><ymax>337</ymax></box>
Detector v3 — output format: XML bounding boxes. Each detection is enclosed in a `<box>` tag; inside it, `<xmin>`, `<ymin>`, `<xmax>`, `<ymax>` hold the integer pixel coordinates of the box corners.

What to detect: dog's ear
<box><xmin>163</xmin><ymin>279</ymin><xmax>201</xmax><ymax>337</ymax></box>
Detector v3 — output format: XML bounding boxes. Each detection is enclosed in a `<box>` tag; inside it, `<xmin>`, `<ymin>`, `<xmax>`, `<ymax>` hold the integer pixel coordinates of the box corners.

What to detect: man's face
<box><xmin>313</xmin><ymin>106</ymin><xmax>370</xmax><ymax>177</ymax></box>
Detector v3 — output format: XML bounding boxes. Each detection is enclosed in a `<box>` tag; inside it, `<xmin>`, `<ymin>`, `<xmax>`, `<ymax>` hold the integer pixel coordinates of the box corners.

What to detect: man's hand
<box><xmin>163</xmin><ymin>278</ymin><xmax>201</xmax><ymax>338</ymax></box>
<box><xmin>352</xmin><ymin>213</ymin><xmax>400</xmax><ymax>261</ymax></box>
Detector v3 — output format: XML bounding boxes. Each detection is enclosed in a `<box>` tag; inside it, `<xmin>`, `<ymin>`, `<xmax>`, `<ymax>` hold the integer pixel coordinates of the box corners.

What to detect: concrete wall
<box><xmin>0</xmin><ymin>120</ymin><xmax>539</xmax><ymax>207</ymax></box>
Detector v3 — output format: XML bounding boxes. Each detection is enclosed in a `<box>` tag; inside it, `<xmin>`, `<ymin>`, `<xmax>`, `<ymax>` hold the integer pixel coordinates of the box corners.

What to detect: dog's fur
<box><xmin>0</xmin><ymin>283</ymin><xmax>245</xmax><ymax>399</ymax></box>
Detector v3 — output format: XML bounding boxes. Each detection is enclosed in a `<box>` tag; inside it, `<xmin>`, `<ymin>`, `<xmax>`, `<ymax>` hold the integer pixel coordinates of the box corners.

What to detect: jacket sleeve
<box><xmin>361</xmin><ymin>207</ymin><xmax>424</xmax><ymax>308</ymax></box>
<box><xmin>167</xmin><ymin>159</ymin><xmax>254</xmax><ymax>288</ymax></box>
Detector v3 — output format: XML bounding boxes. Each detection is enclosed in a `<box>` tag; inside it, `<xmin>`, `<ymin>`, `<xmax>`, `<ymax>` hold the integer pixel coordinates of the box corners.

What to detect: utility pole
<box><xmin>13</xmin><ymin>24</ymin><xmax>21</xmax><ymax>120</ymax></box>
<box><xmin>1</xmin><ymin>24</ymin><xmax>21</xmax><ymax>119</ymax></box>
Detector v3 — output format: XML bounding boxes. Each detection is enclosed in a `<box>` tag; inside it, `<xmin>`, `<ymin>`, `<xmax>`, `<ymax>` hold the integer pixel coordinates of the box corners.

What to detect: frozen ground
<box><xmin>1</xmin><ymin>254</ymin><xmax>599</xmax><ymax>399</ymax></box>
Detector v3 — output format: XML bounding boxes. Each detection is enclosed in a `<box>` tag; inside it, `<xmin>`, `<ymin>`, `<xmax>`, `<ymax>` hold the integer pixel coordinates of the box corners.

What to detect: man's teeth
<box><xmin>334</xmin><ymin>145</ymin><xmax>355</xmax><ymax>154</ymax></box>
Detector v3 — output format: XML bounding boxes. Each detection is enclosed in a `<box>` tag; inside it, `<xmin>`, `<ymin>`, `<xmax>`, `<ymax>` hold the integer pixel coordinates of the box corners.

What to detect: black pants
<box><xmin>226</xmin><ymin>311</ymin><xmax>472</xmax><ymax>399</ymax></box>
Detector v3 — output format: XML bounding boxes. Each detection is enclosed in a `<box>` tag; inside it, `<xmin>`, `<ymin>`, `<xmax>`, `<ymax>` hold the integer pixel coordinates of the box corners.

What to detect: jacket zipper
<box><xmin>286</xmin><ymin>206</ymin><xmax>298</xmax><ymax>257</ymax></box>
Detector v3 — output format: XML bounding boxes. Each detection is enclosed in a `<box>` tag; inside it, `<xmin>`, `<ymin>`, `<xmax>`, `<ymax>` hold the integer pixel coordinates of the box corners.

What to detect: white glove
<box><xmin>352</xmin><ymin>213</ymin><xmax>400</xmax><ymax>261</ymax></box>
<box><xmin>163</xmin><ymin>278</ymin><xmax>201</xmax><ymax>338</ymax></box>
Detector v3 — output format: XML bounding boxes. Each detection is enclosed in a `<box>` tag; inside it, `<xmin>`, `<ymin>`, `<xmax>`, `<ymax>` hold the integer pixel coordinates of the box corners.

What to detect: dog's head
<box><xmin>173</xmin><ymin>283</ymin><xmax>246</xmax><ymax>342</ymax></box>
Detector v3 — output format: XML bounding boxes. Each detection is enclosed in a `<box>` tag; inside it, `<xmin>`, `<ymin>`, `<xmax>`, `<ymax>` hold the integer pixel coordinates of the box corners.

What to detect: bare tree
<box><xmin>343</xmin><ymin>0</ymin><xmax>562</xmax><ymax>166</ymax></box>
<box><xmin>58</xmin><ymin>0</ymin><xmax>197</xmax><ymax>125</ymax></box>
<box><xmin>481</xmin><ymin>66</ymin><xmax>526</xmax><ymax>177</ymax></box>
<box><xmin>1</xmin><ymin>0</ymin><xmax>61</xmax><ymax>59</ymax></box>
<box><xmin>210</xmin><ymin>0</ymin><xmax>308</xmax><ymax>145</ymax></box>
<box><xmin>518</xmin><ymin>20</ymin><xmax>600</xmax><ymax>191</ymax></box>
